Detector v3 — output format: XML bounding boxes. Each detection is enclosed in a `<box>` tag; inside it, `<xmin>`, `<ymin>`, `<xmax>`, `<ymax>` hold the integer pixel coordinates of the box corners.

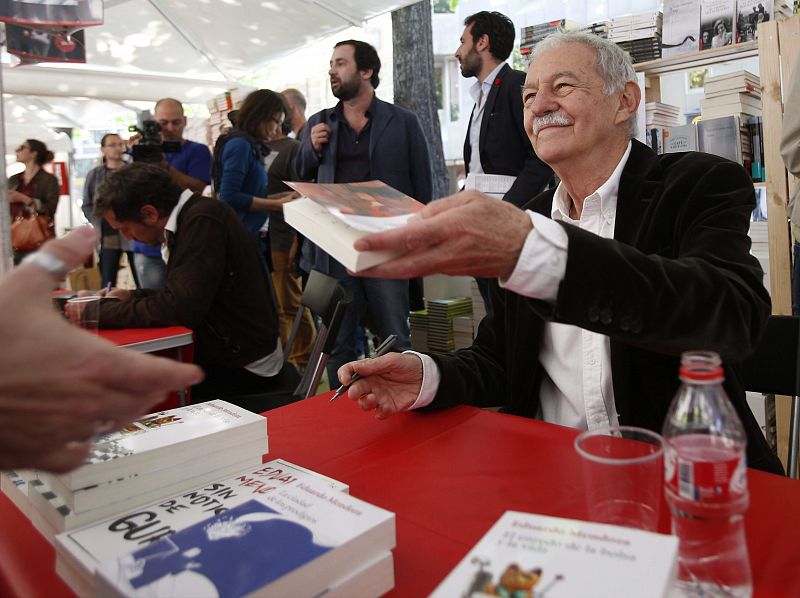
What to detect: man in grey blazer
<box><xmin>295</xmin><ymin>39</ymin><xmax>433</xmax><ymax>386</ymax></box>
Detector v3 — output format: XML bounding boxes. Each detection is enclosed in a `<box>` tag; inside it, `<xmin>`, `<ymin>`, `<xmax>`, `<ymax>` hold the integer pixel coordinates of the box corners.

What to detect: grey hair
<box><xmin>531</xmin><ymin>32</ymin><xmax>638</xmax><ymax>138</ymax></box>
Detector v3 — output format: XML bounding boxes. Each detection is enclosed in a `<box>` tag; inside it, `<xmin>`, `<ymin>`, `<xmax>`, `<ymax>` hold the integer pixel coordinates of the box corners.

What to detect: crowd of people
<box><xmin>3</xmin><ymin>11</ymin><xmax>790</xmax><ymax>476</ymax></box>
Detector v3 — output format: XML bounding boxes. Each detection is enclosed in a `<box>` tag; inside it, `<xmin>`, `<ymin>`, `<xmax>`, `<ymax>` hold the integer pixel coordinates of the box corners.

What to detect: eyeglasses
<box><xmin>103</xmin><ymin>142</ymin><xmax>126</xmax><ymax>148</ymax></box>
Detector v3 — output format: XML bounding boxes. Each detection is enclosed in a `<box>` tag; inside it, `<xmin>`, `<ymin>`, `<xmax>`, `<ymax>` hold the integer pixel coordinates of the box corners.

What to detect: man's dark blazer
<box><xmin>295</xmin><ymin>95</ymin><xmax>433</xmax><ymax>273</ymax></box>
<box><xmin>463</xmin><ymin>63</ymin><xmax>553</xmax><ymax>207</ymax></box>
<box><xmin>429</xmin><ymin>140</ymin><xmax>782</xmax><ymax>474</ymax></box>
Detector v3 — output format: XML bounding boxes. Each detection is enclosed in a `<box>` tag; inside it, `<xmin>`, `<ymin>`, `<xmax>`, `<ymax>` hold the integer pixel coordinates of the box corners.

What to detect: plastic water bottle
<box><xmin>662</xmin><ymin>351</ymin><xmax>752</xmax><ymax>598</ymax></box>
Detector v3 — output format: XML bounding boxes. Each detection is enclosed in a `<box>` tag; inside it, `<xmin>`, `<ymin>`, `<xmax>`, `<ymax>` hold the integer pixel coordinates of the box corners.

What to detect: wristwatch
<box><xmin>21</xmin><ymin>250</ymin><xmax>70</xmax><ymax>280</ymax></box>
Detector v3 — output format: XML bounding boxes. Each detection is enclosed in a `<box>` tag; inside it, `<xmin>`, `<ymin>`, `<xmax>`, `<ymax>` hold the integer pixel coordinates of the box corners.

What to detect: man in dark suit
<box><xmin>334</xmin><ymin>32</ymin><xmax>781</xmax><ymax>474</ymax></box>
<box><xmin>295</xmin><ymin>39</ymin><xmax>433</xmax><ymax>387</ymax></box>
<box><xmin>457</xmin><ymin>11</ymin><xmax>553</xmax><ymax>314</ymax></box>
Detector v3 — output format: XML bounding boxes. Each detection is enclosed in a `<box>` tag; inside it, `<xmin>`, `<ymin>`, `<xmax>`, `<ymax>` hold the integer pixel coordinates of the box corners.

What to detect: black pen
<box><xmin>330</xmin><ymin>334</ymin><xmax>398</xmax><ymax>401</ymax></box>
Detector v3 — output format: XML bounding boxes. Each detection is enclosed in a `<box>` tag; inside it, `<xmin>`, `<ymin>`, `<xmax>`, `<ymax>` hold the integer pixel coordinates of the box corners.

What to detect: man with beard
<box><xmin>295</xmin><ymin>39</ymin><xmax>432</xmax><ymax>389</ymax></box>
<box><xmin>333</xmin><ymin>32</ymin><xmax>782</xmax><ymax>475</ymax></box>
<box><xmin>457</xmin><ymin>11</ymin><xmax>553</xmax><ymax>315</ymax></box>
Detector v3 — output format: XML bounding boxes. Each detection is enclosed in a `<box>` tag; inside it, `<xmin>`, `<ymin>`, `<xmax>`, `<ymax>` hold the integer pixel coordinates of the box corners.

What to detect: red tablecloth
<box><xmin>2</xmin><ymin>393</ymin><xmax>799</xmax><ymax>597</ymax></box>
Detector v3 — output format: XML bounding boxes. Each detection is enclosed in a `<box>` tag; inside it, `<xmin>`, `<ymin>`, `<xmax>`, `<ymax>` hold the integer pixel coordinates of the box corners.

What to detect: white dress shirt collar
<box><xmin>161</xmin><ymin>188</ymin><xmax>194</xmax><ymax>264</ymax></box>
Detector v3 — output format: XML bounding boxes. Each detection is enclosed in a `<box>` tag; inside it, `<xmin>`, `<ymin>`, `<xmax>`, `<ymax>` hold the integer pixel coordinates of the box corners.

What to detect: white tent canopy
<box><xmin>2</xmin><ymin>0</ymin><xmax>419</xmax><ymax>106</ymax></box>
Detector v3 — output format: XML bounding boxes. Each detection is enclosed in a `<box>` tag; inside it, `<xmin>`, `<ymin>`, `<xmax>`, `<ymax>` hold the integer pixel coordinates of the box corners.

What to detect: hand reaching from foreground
<box><xmin>0</xmin><ymin>227</ymin><xmax>203</xmax><ymax>472</ymax></box>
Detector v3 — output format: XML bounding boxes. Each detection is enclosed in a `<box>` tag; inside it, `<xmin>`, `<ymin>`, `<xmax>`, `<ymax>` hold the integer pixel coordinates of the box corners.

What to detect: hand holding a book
<box><xmin>0</xmin><ymin>227</ymin><xmax>204</xmax><ymax>472</ymax></box>
<box><xmin>337</xmin><ymin>353</ymin><xmax>423</xmax><ymax>419</ymax></box>
<box><xmin>353</xmin><ymin>191</ymin><xmax>532</xmax><ymax>279</ymax></box>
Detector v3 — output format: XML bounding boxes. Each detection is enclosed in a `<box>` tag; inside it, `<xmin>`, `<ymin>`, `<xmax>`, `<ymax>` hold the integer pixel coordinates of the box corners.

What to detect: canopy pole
<box><xmin>0</xmin><ymin>37</ymin><xmax>13</xmax><ymax>274</ymax></box>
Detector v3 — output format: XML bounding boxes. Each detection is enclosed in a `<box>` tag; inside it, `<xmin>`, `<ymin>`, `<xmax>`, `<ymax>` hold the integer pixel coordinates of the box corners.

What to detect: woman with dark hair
<box><xmin>8</xmin><ymin>138</ymin><xmax>60</xmax><ymax>263</ymax></box>
<box><xmin>82</xmin><ymin>133</ymin><xmax>138</xmax><ymax>288</ymax></box>
<box><xmin>217</xmin><ymin>89</ymin><xmax>295</xmax><ymax>252</ymax></box>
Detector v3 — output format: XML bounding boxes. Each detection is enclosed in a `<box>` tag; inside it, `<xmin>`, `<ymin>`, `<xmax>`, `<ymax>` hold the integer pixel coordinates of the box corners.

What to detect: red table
<box><xmin>100</xmin><ymin>326</ymin><xmax>194</xmax><ymax>408</ymax></box>
<box><xmin>1</xmin><ymin>393</ymin><xmax>799</xmax><ymax>597</ymax></box>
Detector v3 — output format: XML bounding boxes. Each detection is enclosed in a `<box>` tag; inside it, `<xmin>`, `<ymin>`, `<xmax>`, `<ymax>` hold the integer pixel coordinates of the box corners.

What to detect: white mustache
<box><xmin>533</xmin><ymin>112</ymin><xmax>572</xmax><ymax>135</ymax></box>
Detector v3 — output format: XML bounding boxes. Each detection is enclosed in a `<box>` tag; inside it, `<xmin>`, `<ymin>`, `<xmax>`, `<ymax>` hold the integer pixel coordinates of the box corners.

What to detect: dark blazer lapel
<box><xmin>478</xmin><ymin>63</ymin><xmax>508</xmax><ymax>154</ymax></box>
<box><xmin>320</xmin><ymin>106</ymin><xmax>340</xmax><ymax>182</ymax></box>
<box><xmin>369</xmin><ymin>97</ymin><xmax>393</xmax><ymax>157</ymax></box>
<box><xmin>464</xmin><ymin>104</ymin><xmax>476</xmax><ymax>170</ymax></box>
<box><xmin>614</xmin><ymin>140</ymin><xmax>664</xmax><ymax>246</ymax></box>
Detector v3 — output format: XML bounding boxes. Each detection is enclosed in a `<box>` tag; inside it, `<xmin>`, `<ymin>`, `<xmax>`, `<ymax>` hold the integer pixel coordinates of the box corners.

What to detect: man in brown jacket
<box><xmin>94</xmin><ymin>163</ymin><xmax>284</xmax><ymax>408</ymax></box>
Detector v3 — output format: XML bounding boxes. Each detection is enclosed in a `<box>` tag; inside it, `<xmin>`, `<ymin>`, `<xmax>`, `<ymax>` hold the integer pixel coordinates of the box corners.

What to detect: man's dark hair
<box><xmin>236</xmin><ymin>89</ymin><xmax>288</xmax><ymax>139</ymax></box>
<box><xmin>94</xmin><ymin>163</ymin><xmax>182</xmax><ymax>221</ymax></box>
<box><xmin>334</xmin><ymin>39</ymin><xmax>381</xmax><ymax>89</ymax></box>
<box><xmin>464</xmin><ymin>11</ymin><xmax>515</xmax><ymax>61</ymax></box>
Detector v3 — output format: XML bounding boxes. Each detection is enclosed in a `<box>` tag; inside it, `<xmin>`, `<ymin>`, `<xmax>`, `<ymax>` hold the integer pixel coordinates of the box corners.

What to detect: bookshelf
<box><xmin>635</xmin><ymin>17</ymin><xmax>799</xmax><ymax>472</ymax></box>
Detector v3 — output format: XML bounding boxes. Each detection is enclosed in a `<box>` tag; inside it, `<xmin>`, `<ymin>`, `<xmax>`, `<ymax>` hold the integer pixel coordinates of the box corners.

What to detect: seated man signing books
<box><xmin>94</xmin><ymin>163</ymin><xmax>285</xmax><ymax>407</ymax></box>
<box><xmin>336</xmin><ymin>32</ymin><xmax>783</xmax><ymax>475</ymax></box>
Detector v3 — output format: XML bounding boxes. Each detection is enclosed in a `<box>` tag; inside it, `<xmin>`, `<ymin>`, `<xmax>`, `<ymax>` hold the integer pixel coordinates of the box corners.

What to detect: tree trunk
<box><xmin>392</xmin><ymin>1</ymin><xmax>449</xmax><ymax>200</ymax></box>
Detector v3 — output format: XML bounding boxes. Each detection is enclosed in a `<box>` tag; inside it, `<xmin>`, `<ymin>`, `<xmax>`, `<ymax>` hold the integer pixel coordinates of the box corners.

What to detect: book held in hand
<box><xmin>430</xmin><ymin>511</ymin><xmax>678</xmax><ymax>598</ymax></box>
<box><xmin>283</xmin><ymin>180</ymin><xmax>425</xmax><ymax>272</ymax></box>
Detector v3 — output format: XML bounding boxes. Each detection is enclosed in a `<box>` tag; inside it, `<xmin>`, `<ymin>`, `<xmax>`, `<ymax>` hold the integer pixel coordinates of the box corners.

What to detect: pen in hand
<box><xmin>330</xmin><ymin>334</ymin><xmax>398</xmax><ymax>401</ymax></box>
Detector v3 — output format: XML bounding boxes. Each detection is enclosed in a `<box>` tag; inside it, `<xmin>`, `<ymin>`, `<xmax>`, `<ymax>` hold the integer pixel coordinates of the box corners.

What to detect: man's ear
<box><xmin>476</xmin><ymin>33</ymin><xmax>490</xmax><ymax>53</ymax></box>
<box><xmin>615</xmin><ymin>80</ymin><xmax>641</xmax><ymax>127</ymax></box>
<box><xmin>140</xmin><ymin>205</ymin><xmax>160</xmax><ymax>224</ymax></box>
<box><xmin>360</xmin><ymin>68</ymin><xmax>373</xmax><ymax>82</ymax></box>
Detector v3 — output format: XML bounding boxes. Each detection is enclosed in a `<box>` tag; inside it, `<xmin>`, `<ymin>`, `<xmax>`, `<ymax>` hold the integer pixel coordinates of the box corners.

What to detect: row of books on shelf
<box><xmin>521</xmin><ymin>0</ymin><xmax>797</xmax><ymax>66</ymax></box>
<box><xmin>662</xmin><ymin>0</ymin><xmax>795</xmax><ymax>57</ymax></box>
<box><xmin>645</xmin><ymin>114</ymin><xmax>763</xmax><ymax>180</ymax></box>
<box><xmin>1</xmin><ymin>400</ymin><xmax>396</xmax><ymax>598</ymax></box>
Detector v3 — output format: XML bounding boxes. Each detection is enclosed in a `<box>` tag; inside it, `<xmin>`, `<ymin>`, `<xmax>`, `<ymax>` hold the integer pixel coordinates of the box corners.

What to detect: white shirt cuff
<box><xmin>404</xmin><ymin>350</ymin><xmax>440</xmax><ymax>409</ymax></box>
<box><xmin>499</xmin><ymin>211</ymin><xmax>568</xmax><ymax>302</ymax></box>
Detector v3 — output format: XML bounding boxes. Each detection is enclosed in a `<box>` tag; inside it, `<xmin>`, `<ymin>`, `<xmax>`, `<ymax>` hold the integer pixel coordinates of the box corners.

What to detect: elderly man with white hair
<box><xmin>332</xmin><ymin>32</ymin><xmax>781</xmax><ymax>474</ymax></box>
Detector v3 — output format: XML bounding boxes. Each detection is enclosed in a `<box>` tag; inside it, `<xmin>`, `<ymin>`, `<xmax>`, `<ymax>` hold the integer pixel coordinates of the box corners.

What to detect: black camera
<box><xmin>128</xmin><ymin>120</ymin><xmax>181</xmax><ymax>163</ymax></box>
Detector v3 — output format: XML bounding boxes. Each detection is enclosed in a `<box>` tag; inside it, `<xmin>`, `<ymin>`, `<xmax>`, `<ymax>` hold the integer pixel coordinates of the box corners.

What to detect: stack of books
<box><xmin>701</xmin><ymin>70</ymin><xmax>761</xmax><ymax>120</ymax></box>
<box><xmin>645</xmin><ymin>102</ymin><xmax>682</xmax><ymax>153</ymax></box>
<box><xmin>610</xmin><ymin>11</ymin><xmax>663</xmax><ymax>63</ymax></box>
<box><xmin>409</xmin><ymin>309</ymin><xmax>429</xmax><ymax>352</ymax></box>
<box><xmin>54</xmin><ymin>459</ymin><xmax>389</xmax><ymax>597</ymax></box>
<box><xmin>519</xmin><ymin>19</ymin><xmax>580</xmax><ymax>65</ymax></box>
<box><xmin>25</xmin><ymin>401</ymin><xmax>268</xmax><ymax>540</ymax></box>
<box><xmin>471</xmin><ymin>279</ymin><xmax>487</xmax><ymax>329</ymax></box>
<box><xmin>206</xmin><ymin>88</ymin><xmax>246</xmax><ymax>148</ymax></box>
<box><xmin>579</xmin><ymin>20</ymin><xmax>611</xmax><ymax>38</ymax></box>
<box><xmin>426</xmin><ymin>298</ymin><xmax>474</xmax><ymax>352</ymax></box>
<box><xmin>81</xmin><ymin>461</ymin><xmax>395</xmax><ymax>598</ymax></box>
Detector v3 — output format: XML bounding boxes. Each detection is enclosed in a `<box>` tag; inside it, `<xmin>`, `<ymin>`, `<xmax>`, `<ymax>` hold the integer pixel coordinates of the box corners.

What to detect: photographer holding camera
<box><xmin>127</xmin><ymin>98</ymin><xmax>212</xmax><ymax>288</ymax></box>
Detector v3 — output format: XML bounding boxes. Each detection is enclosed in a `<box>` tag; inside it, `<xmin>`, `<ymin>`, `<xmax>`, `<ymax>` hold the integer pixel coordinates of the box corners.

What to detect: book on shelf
<box><xmin>701</xmin><ymin>92</ymin><xmax>762</xmax><ymax>109</ymax></box>
<box><xmin>94</xmin><ymin>481</ymin><xmax>395</xmax><ymax>598</ymax></box>
<box><xmin>429</xmin><ymin>511</ymin><xmax>678</xmax><ymax>598</ymax></box>
<box><xmin>662</xmin><ymin>0</ymin><xmax>702</xmax><ymax>57</ymax></box>
<box><xmin>47</xmin><ymin>400</ymin><xmax>268</xmax><ymax>492</ymax></box>
<box><xmin>646</xmin><ymin>127</ymin><xmax>665</xmax><ymax>154</ymax></box>
<box><xmin>700</xmin><ymin>0</ymin><xmax>737</xmax><ymax>50</ymax></box>
<box><xmin>663</xmin><ymin>124</ymin><xmax>699</xmax><ymax>152</ymax></box>
<box><xmin>55</xmin><ymin>459</ymin><xmax>351</xmax><ymax>596</ymax></box>
<box><xmin>697</xmin><ymin>115</ymin><xmax>743</xmax><ymax>163</ymax></box>
<box><xmin>283</xmin><ymin>180</ymin><xmax>424</xmax><ymax>273</ymax></box>
<box><xmin>736</xmin><ymin>0</ymin><xmax>773</xmax><ymax>42</ymax></box>
<box><xmin>701</xmin><ymin>104</ymin><xmax>761</xmax><ymax>119</ymax></box>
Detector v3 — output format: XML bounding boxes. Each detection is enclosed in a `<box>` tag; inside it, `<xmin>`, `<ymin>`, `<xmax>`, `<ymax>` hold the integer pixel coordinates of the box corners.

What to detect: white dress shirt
<box><xmin>410</xmin><ymin>142</ymin><xmax>633</xmax><ymax>431</ymax></box>
<box><xmin>468</xmin><ymin>62</ymin><xmax>506</xmax><ymax>176</ymax></box>
<box><xmin>162</xmin><ymin>189</ymin><xmax>283</xmax><ymax>376</ymax></box>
